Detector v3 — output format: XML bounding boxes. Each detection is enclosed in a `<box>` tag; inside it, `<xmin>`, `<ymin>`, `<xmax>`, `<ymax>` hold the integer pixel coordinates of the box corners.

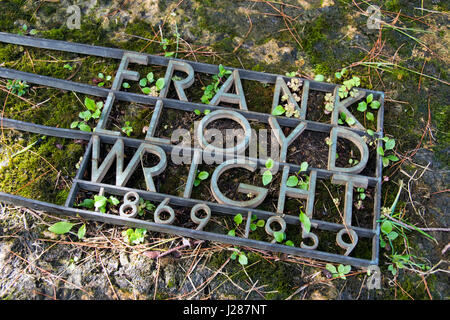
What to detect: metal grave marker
<box><xmin>0</xmin><ymin>32</ymin><xmax>385</xmax><ymax>267</ymax></box>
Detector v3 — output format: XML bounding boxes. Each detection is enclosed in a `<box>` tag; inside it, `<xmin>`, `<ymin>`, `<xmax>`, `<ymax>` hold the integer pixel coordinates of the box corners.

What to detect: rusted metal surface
<box><xmin>0</xmin><ymin>32</ymin><xmax>385</xmax><ymax>267</ymax></box>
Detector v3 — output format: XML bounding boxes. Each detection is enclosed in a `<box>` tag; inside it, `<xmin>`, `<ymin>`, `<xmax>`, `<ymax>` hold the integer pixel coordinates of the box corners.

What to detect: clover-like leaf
<box><xmin>286</xmin><ymin>175</ymin><xmax>298</xmax><ymax>187</ymax></box>
<box><xmin>197</xmin><ymin>171</ymin><xmax>209</xmax><ymax>180</ymax></box>
<box><xmin>234</xmin><ymin>213</ymin><xmax>243</xmax><ymax>225</ymax></box>
<box><xmin>326</xmin><ymin>263</ymin><xmax>337</xmax><ymax>274</ymax></box>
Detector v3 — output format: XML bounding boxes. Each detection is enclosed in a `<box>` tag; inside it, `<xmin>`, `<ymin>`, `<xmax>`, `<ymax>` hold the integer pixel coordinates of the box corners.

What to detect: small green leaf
<box><xmin>204</xmin><ymin>109</ymin><xmax>211</xmax><ymax>115</ymax></box>
<box><xmin>77</xmin><ymin>224</ymin><xmax>86</xmax><ymax>239</ymax></box>
<box><xmin>367</xmin><ymin>129</ymin><xmax>375</xmax><ymax>136</ymax></box>
<box><xmin>78</xmin><ymin>198</ymin><xmax>94</xmax><ymax>209</ymax></box>
<box><xmin>147</xmin><ymin>72</ymin><xmax>154</xmax><ymax>83</ymax></box>
<box><xmin>272</xmin><ymin>105</ymin><xmax>286</xmax><ymax>116</ymax></box>
<box><xmin>228</xmin><ymin>229</ymin><xmax>236</xmax><ymax>237</ymax></box>
<box><xmin>274</xmin><ymin>231</ymin><xmax>284</xmax><ymax>243</ymax></box>
<box><xmin>366</xmin><ymin>112</ymin><xmax>374</xmax><ymax>121</ymax></box>
<box><xmin>385</xmin><ymin>139</ymin><xmax>395</xmax><ymax>150</ymax></box>
<box><xmin>299</xmin><ymin>211</ymin><xmax>311</xmax><ymax>234</ymax></box>
<box><xmin>78</xmin><ymin>123</ymin><xmax>91</xmax><ymax>132</ymax></box>
<box><xmin>234</xmin><ymin>214</ymin><xmax>243</xmax><ymax>225</ymax></box>
<box><xmin>194</xmin><ymin>109</ymin><xmax>201</xmax><ymax>115</ymax></box>
<box><xmin>335</xmin><ymin>72</ymin><xmax>342</xmax><ymax>79</ymax></box>
<box><xmin>48</xmin><ymin>221</ymin><xmax>74</xmax><ymax>235</ymax></box>
<box><xmin>84</xmin><ymin>97</ymin><xmax>96</xmax><ymax>111</ymax></box>
<box><xmin>94</xmin><ymin>195</ymin><xmax>107</xmax><ymax>210</ymax></box>
<box><xmin>370</xmin><ymin>100</ymin><xmax>380</xmax><ymax>109</ymax></box>
<box><xmin>141</xmin><ymin>87</ymin><xmax>151</xmax><ymax>94</ymax></box>
<box><xmin>381</xmin><ymin>220</ymin><xmax>393</xmax><ymax>235</ymax></box>
<box><xmin>98</xmin><ymin>73</ymin><xmax>104</xmax><ymax>79</ymax></box>
<box><xmin>377</xmin><ymin>146</ymin><xmax>385</xmax><ymax>156</ymax></box>
<box><xmin>198</xmin><ymin>171</ymin><xmax>209</xmax><ymax>180</ymax></box>
<box><xmin>155</xmin><ymin>78</ymin><xmax>165</xmax><ymax>90</ymax></box>
<box><xmin>357</xmin><ymin>101</ymin><xmax>367</xmax><ymax>112</ymax></box>
<box><xmin>70</xmin><ymin>121</ymin><xmax>79</xmax><ymax>129</ymax></box>
<box><xmin>250</xmin><ymin>224</ymin><xmax>257</xmax><ymax>231</ymax></box>
<box><xmin>326</xmin><ymin>264</ymin><xmax>337</xmax><ymax>274</ymax></box>
<box><xmin>139</xmin><ymin>78</ymin><xmax>147</xmax><ymax>87</ymax></box>
<box><xmin>286</xmin><ymin>175</ymin><xmax>298</xmax><ymax>187</ymax></box>
<box><xmin>387</xmin><ymin>231</ymin><xmax>398</xmax><ymax>241</ymax></box>
<box><xmin>194</xmin><ymin>179</ymin><xmax>201</xmax><ymax>187</ymax></box>
<box><xmin>382</xmin><ymin>156</ymin><xmax>390</xmax><ymax>167</ymax></box>
<box><xmin>346</xmin><ymin>116</ymin><xmax>356</xmax><ymax>126</ymax></box>
<box><xmin>256</xmin><ymin>220</ymin><xmax>265</xmax><ymax>227</ymax></box>
<box><xmin>79</xmin><ymin>110</ymin><xmax>92</xmax><ymax>121</ymax></box>
<box><xmin>387</xmin><ymin>155</ymin><xmax>399</xmax><ymax>162</ymax></box>
<box><xmin>300</xmin><ymin>161</ymin><xmax>308</xmax><ymax>172</ymax></box>
<box><xmin>109</xmin><ymin>196</ymin><xmax>120</xmax><ymax>206</ymax></box>
<box><xmin>122</xmin><ymin>82</ymin><xmax>130</xmax><ymax>89</ymax></box>
<box><xmin>366</xmin><ymin>94</ymin><xmax>373</xmax><ymax>103</ymax></box>
<box><xmin>230</xmin><ymin>251</ymin><xmax>237</xmax><ymax>260</ymax></box>
<box><xmin>262</xmin><ymin>170</ymin><xmax>273</xmax><ymax>186</ymax></box>
<box><xmin>238</xmin><ymin>253</ymin><xmax>248</xmax><ymax>265</ymax></box>
<box><xmin>285</xmin><ymin>240</ymin><xmax>295</xmax><ymax>247</ymax></box>
<box><xmin>342</xmin><ymin>265</ymin><xmax>351</xmax><ymax>274</ymax></box>
<box><xmin>265</xmin><ymin>158</ymin><xmax>274</xmax><ymax>169</ymax></box>
<box><xmin>29</xmin><ymin>29</ymin><xmax>38</xmax><ymax>35</ymax></box>
<box><xmin>164</xmin><ymin>52</ymin><xmax>175</xmax><ymax>57</ymax></box>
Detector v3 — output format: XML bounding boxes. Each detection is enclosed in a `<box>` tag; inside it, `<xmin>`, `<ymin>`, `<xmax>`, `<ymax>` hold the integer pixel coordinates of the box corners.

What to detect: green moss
<box><xmin>0</xmin><ymin>136</ymin><xmax>83</xmax><ymax>205</ymax></box>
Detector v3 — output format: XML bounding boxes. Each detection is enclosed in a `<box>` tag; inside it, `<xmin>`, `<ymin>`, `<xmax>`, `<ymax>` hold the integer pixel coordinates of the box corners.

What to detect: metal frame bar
<box><xmin>0</xmin><ymin>33</ymin><xmax>384</xmax><ymax>267</ymax></box>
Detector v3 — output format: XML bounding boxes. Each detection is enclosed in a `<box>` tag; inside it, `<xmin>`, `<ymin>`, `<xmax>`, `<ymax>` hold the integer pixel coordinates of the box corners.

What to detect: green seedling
<box><xmin>121</xmin><ymin>121</ymin><xmax>133</xmax><ymax>136</ymax></box>
<box><xmin>48</xmin><ymin>221</ymin><xmax>86</xmax><ymax>240</ymax></box>
<box><xmin>338</xmin><ymin>76</ymin><xmax>360</xmax><ymax>99</ymax></box>
<box><xmin>97</xmin><ymin>72</ymin><xmax>113</xmax><ymax>87</ymax></box>
<box><xmin>194</xmin><ymin>170</ymin><xmax>209</xmax><ymax>187</ymax></box>
<box><xmin>249</xmin><ymin>214</ymin><xmax>265</xmax><ymax>232</ymax></box>
<box><xmin>6</xmin><ymin>79</ymin><xmax>29</xmax><ymax>97</ymax></box>
<box><xmin>262</xmin><ymin>158</ymin><xmax>274</xmax><ymax>186</ymax></box>
<box><xmin>273</xmin><ymin>231</ymin><xmax>295</xmax><ymax>247</ymax></box>
<box><xmin>122</xmin><ymin>228</ymin><xmax>147</xmax><ymax>245</ymax></box>
<box><xmin>77</xmin><ymin>195</ymin><xmax>119</xmax><ymax>213</ymax></box>
<box><xmin>201</xmin><ymin>64</ymin><xmax>232</xmax><ymax>104</ymax></box>
<box><xmin>230</xmin><ymin>247</ymin><xmax>248</xmax><ymax>265</ymax></box>
<box><xmin>70</xmin><ymin>97</ymin><xmax>103</xmax><ymax>132</ymax></box>
<box><xmin>357</xmin><ymin>93</ymin><xmax>380</xmax><ymax>122</ymax></box>
<box><xmin>286</xmin><ymin>161</ymin><xmax>309</xmax><ymax>190</ymax></box>
<box><xmin>228</xmin><ymin>213</ymin><xmax>243</xmax><ymax>237</ymax></box>
<box><xmin>194</xmin><ymin>109</ymin><xmax>211</xmax><ymax>116</ymax></box>
<box><xmin>138</xmin><ymin>198</ymin><xmax>156</xmax><ymax>216</ymax></box>
<box><xmin>376</xmin><ymin>137</ymin><xmax>399</xmax><ymax>167</ymax></box>
<box><xmin>326</xmin><ymin>264</ymin><xmax>352</xmax><ymax>279</ymax></box>
<box><xmin>338</xmin><ymin>112</ymin><xmax>356</xmax><ymax>126</ymax></box>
